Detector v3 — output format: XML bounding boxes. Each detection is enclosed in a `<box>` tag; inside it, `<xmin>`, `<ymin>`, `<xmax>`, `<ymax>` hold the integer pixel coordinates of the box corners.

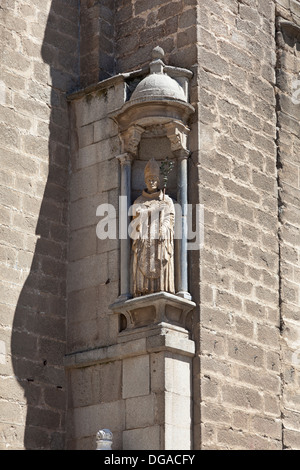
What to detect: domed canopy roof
<box><xmin>113</xmin><ymin>47</ymin><xmax>195</xmax><ymax>132</ymax></box>
<box><xmin>130</xmin><ymin>72</ymin><xmax>186</xmax><ymax>103</ymax></box>
<box><xmin>130</xmin><ymin>46</ymin><xmax>187</xmax><ymax>103</ymax></box>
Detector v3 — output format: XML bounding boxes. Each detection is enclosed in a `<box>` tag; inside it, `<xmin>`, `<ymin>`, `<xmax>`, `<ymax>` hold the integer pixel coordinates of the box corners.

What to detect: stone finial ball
<box><xmin>152</xmin><ymin>46</ymin><xmax>165</xmax><ymax>60</ymax></box>
<box><xmin>96</xmin><ymin>429</ymin><xmax>113</xmax><ymax>441</ymax></box>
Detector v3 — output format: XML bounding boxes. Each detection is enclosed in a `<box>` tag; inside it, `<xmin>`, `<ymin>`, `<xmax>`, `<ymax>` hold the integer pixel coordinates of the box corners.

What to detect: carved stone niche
<box><xmin>110</xmin><ymin>46</ymin><xmax>196</xmax><ymax>333</ymax></box>
<box><xmin>114</xmin><ymin>46</ymin><xmax>194</xmax><ymax>158</ymax></box>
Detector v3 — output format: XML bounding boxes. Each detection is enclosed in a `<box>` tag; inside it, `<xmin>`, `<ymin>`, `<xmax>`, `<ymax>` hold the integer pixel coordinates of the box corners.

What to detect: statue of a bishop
<box><xmin>130</xmin><ymin>158</ymin><xmax>175</xmax><ymax>297</ymax></box>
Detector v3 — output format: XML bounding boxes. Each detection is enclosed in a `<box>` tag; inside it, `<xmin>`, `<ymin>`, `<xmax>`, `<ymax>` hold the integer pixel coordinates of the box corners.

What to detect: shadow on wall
<box><xmin>11</xmin><ymin>0</ymin><xmax>79</xmax><ymax>450</ymax></box>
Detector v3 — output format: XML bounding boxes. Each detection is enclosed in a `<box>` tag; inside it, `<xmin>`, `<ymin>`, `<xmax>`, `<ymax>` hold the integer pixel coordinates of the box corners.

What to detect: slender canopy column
<box><xmin>117</xmin><ymin>152</ymin><xmax>133</xmax><ymax>301</ymax></box>
<box><xmin>166</xmin><ymin>121</ymin><xmax>192</xmax><ymax>300</ymax></box>
<box><xmin>176</xmin><ymin>151</ymin><xmax>191</xmax><ymax>299</ymax></box>
<box><xmin>116</xmin><ymin>125</ymin><xmax>144</xmax><ymax>300</ymax></box>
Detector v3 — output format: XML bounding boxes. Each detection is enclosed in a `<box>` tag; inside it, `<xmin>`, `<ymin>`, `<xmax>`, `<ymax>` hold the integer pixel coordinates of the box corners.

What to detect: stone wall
<box><xmin>67</xmin><ymin>81</ymin><xmax>122</xmax><ymax>356</ymax></box>
<box><xmin>80</xmin><ymin>0</ymin><xmax>116</xmax><ymax>87</ymax></box>
<box><xmin>276</xmin><ymin>0</ymin><xmax>300</xmax><ymax>450</ymax></box>
<box><xmin>0</xmin><ymin>0</ymin><xmax>78</xmax><ymax>450</ymax></box>
<box><xmin>78</xmin><ymin>0</ymin><xmax>198</xmax><ymax>88</ymax></box>
<box><xmin>195</xmin><ymin>0</ymin><xmax>300</xmax><ymax>450</ymax></box>
<box><xmin>196</xmin><ymin>0</ymin><xmax>282</xmax><ymax>449</ymax></box>
<box><xmin>115</xmin><ymin>0</ymin><xmax>198</xmax><ymax>73</ymax></box>
<box><xmin>0</xmin><ymin>0</ymin><xmax>300</xmax><ymax>451</ymax></box>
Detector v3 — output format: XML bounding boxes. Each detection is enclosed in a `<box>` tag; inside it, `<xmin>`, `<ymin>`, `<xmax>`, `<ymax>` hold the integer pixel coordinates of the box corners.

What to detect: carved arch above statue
<box><xmin>111</xmin><ymin>46</ymin><xmax>195</xmax><ymax>322</ymax></box>
<box><xmin>113</xmin><ymin>46</ymin><xmax>195</xmax><ymax>158</ymax></box>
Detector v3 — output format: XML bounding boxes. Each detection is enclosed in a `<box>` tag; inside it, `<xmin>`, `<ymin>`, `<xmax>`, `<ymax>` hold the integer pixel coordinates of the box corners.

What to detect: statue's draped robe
<box><xmin>131</xmin><ymin>189</ymin><xmax>175</xmax><ymax>296</ymax></box>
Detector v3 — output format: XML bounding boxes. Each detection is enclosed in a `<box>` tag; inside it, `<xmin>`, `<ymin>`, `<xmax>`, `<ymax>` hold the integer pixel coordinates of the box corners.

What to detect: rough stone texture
<box><xmin>80</xmin><ymin>0</ymin><xmax>116</xmax><ymax>87</ymax></box>
<box><xmin>67</xmin><ymin>81</ymin><xmax>123</xmax><ymax>358</ymax></box>
<box><xmin>0</xmin><ymin>0</ymin><xmax>79</xmax><ymax>450</ymax></box>
<box><xmin>275</xmin><ymin>5</ymin><xmax>300</xmax><ymax>449</ymax></box>
<box><xmin>65</xmin><ymin>340</ymin><xmax>193</xmax><ymax>450</ymax></box>
<box><xmin>66</xmin><ymin>81</ymin><xmax>123</xmax><ymax>450</ymax></box>
<box><xmin>1</xmin><ymin>0</ymin><xmax>300</xmax><ymax>451</ymax></box>
<box><xmin>193</xmin><ymin>0</ymin><xmax>280</xmax><ymax>451</ymax></box>
<box><xmin>115</xmin><ymin>0</ymin><xmax>198</xmax><ymax>73</ymax></box>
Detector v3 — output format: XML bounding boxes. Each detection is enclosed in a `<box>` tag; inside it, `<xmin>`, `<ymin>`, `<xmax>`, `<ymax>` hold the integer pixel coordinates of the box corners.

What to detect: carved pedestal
<box><xmin>110</xmin><ymin>292</ymin><xmax>195</xmax><ymax>332</ymax></box>
<box><xmin>109</xmin><ymin>293</ymin><xmax>195</xmax><ymax>449</ymax></box>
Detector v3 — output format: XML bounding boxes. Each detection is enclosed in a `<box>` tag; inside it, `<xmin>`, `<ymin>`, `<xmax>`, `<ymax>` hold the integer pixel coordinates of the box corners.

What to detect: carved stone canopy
<box><xmin>113</xmin><ymin>47</ymin><xmax>195</xmax><ymax>157</ymax></box>
<box><xmin>113</xmin><ymin>47</ymin><xmax>195</xmax><ymax>308</ymax></box>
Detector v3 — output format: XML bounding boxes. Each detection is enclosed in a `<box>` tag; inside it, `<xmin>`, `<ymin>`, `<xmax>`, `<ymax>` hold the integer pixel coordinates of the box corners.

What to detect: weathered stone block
<box><xmin>251</xmin><ymin>415</ymin><xmax>282</xmax><ymax>440</ymax></box>
<box><xmin>70</xmin><ymin>192</ymin><xmax>107</xmax><ymax>231</ymax></box>
<box><xmin>76</xmin><ymin>136</ymin><xmax>120</xmax><ymax>170</ymax></box>
<box><xmin>69</xmin><ymin>226</ymin><xmax>97</xmax><ymax>262</ymax></box>
<box><xmin>70</xmin><ymin>401</ymin><xmax>125</xmax><ymax>439</ymax></box>
<box><xmin>164</xmin><ymin>424</ymin><xmax>192</xmax><ymax>450</ymax></box>
<box><xmin>93</xmin><ymin>117</ymin><xmax>118</xmax><ymax>142</ymax></box>
<box><xmin>201</xmin><ymin>49</ymin><xmax>229</xmax><ymax>77</ymax></box>
<box><xmin>222</xmin><ymin>384</ymin><xmax>263</xmax><ymax>411</ymax></box>
<box><xmin>67</xmin><ymin>253</ymin><xmax>108</xmax><ymax>293</ymax></box>
<box><xmin>123</xmin><ymin>425</ymin><xmax>161</xmax><ymax>450</ymax></box>
<box><xmin>165</xmin><ymin>355</ymin><xmax>191</xmax><ymax>396</ymax></box>
<box><xmin>227</xmin><ymin>337</ymin><xmax>264</xmax><ymax>368</ymax></box>
<box><xmin>94</xmin><ymin>361</ymin><xmax>122</xmax><ymax>403</ymax></box>
<box><xmin>125</xmin><ymin>394</ymin><xmax>156</xmax><ymax>429</ymax></box>
<box><xmin>122</xmin><ymin>355</ymin><xmax>150</xmax><ymax>399</ymax></box>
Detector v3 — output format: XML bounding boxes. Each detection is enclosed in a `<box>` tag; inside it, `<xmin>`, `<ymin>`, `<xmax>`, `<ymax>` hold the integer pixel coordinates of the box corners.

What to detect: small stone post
<box><xmin>96</xmin><ymin>429</ymin><xmax>113</xmax><ymax>450</ymax></box>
